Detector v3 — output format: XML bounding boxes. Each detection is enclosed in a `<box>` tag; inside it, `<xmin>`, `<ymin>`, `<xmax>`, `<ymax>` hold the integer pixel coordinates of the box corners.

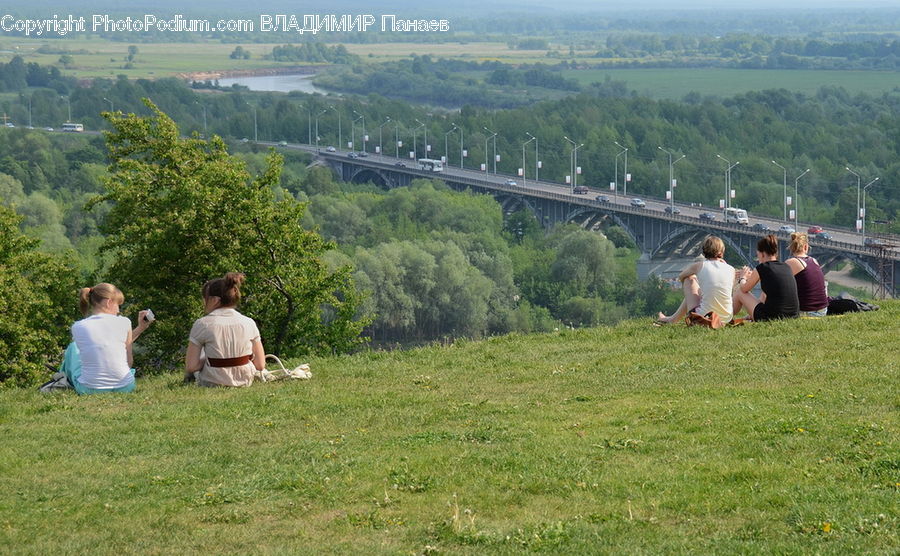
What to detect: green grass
<box><xmin>562</xmin><ymin>68</ymin><xmax>900</xmax><ymax>100</ymax></box>
<box><xmin>1</xmin><ymin>304</ymin><xmax>898</xmax><ymax>554</ymax></box>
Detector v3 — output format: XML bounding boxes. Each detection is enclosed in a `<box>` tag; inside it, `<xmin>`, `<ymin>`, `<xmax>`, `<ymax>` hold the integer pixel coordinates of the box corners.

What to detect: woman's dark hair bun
<box><xmin>224</xmin><ymin>272</ymin><xmax>245</xmax><ymax>289</ymax></box>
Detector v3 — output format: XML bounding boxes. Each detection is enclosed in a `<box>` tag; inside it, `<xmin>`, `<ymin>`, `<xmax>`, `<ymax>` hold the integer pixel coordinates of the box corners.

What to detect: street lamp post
<box><xmin>412</xmin><ymin>121</ymin><xmax>425</xmax><ymax>160</ymax></box>
<box><xmin>527</xmin><ymin>132</ymin><xmax>539</xmax><ymax>182</ymax></box>
<box><xmin>415</xmin><ymin>118</ymin><xmax>428</xmax><ymax>159</ymax></box>
<box><xmin>613</xmin><ymin>142</ymin><xmax>628</xmax><ymax>199</ymax></box>
<box><xmin>459</xmin><ymin>126</ymin><xmax>464</xmax><ymax>169</ymax></box>
<box><xmin>353</xmin><ymin>110</ymin><xmax>366</xmax><ymax>152</ymax></box>
<box><xmin>772</xmin><ymin>160</ymin><xmax>787</xmax><ymax>222</ymax></box>
<box><xmin>444</xmin><ymin>124</ymin><xmax>457</xmax><ymax>166</ymax></box>
<box><xmin>27</xmin><ymin>95</ymin><xmax>32</xmax><ymax>127</ymax></box>
<box><xmin>376</xmin><ymin>117</ymin><xmax>391</xmax><ymax>155</ymax></box>
<box><xmin>63</xmin><ymin>96</ymin><xmax>71</xmax><ymax>122</ymax></box>
<box><xmin>351</xmin><ymin>113</ymin><xmax>363</xmax><ymax>152</ymax></box>
<box><xmin>314</xmin><ymin>109</ymin><xmax>327</xmax><ymax>152</ymax></box>
<box><xmin>846</xmin><ymin>166</ymin><xmax>862</xmax><ymax>233</ymax></box>
<box><xmin>483</xmin><ymin>127</ymin><xmax>497</xmax><ymax>174</ymax></box>
<box><xmin>862</xmin><ymin>177</ymin><xmax>879</xmax><ymax>242</ymax></box>
<box><xmin>102</xmin><ymin>97</ymin><xmax>113</xmax><ymax>112</ymax></box>
<box><xmin>329</xmin><ymin>106</ymin><xmax>342</xmax><ymax>150</ymax></box>
<box><xmin>563</xmin><ymin>136</ymin><xmax>583</xmax><ymax>192</ymax></box>
<box><xmin>659</xmin><ymin>146</ymin><xmax>685</xmax><ymax>211</ymax></box>
<box><xmin>716</xmin><ymin>154</ymin><xmax>739</xmax><ymax>212</ymax></box>
<box><xmin>522</xmin><ymin>134</ymin><xmax>535</xmax><ymax>187</ymax></box>
<box><xmin>794</xmin><ymin>168</ymin><xmax>810</xmax><ymax>230</ymax></box>
<box><xmin>394</xmin><ymin>122</ymin><xmax>402</xmax><ymax>158</ymax></box>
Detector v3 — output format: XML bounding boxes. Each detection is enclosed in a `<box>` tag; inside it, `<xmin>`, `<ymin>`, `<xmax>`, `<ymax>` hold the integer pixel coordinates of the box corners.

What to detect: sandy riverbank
<box><xmin>176</xmin><ymin>65</ymin><xmax>321</xmax><ymax>82</ymax></box>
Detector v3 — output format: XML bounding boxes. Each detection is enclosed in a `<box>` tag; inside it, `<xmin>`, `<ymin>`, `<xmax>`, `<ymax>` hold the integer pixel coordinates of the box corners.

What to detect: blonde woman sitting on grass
<box><xmin>785</xmin><ymin>232</ymin><xmax>828</xmax><ymax>317</ymax></box>
<box><xmin>59</xmin><ymin>283</ymin><xmax>154</xmax><ymax>394</ymax></box>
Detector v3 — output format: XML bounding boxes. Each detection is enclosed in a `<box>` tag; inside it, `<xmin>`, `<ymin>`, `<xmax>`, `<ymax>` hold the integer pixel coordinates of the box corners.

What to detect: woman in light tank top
<box><xmin>785</xmin><ymin>232</ymin><xmax>828</xmax><ymax>316</ymax></box>
<box><xmin>656</xmin><ymin>236</ymin><xmax>735</xmax><ymax>324</ymax></box>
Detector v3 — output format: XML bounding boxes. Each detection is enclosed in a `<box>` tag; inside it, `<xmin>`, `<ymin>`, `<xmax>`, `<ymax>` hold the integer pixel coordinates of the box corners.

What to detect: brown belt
<box><xmin>207</xmin><ymin>355</ymin><xmax>252</xmax><ymax>367</ymax></box>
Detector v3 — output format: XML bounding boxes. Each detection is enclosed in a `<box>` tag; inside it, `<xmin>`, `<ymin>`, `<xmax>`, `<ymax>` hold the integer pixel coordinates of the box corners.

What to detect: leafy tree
<box><xmin>230</xmin><ymin>46</ymin><xmax>251</xmax><ymax>60</ymax></box>
<box><xmin>0</xmin><ymin>172</ymin><xmax>25</xmax><ymax>206</ymax></box>
<box><xmin>549</xmin><ymin>227</ymin><xmax>618</xmax><ymax>297</ymax></box>
<box><xmin>93</xmin><ymin>100</ymin><xmax>368</xmax><ymax>367</ymax></box>
<box><xmin>0</xmin><ymin>204</ymin><xmax>77</xmax><ymax>386</ymax></box>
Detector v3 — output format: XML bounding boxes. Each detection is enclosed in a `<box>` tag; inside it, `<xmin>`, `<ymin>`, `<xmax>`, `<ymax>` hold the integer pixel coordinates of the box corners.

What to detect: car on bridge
<box><xmin>630</xmin><ymin>198</ymin><xmax>646</xmax><ymax>208</ymax></box>
<box><xmin>357</xmin><ymin>151</ymin><xmax>368</xmax><ymax>157</ymax></box>
<box><xmin>326</xmin><ymin>146</ymin><xmax>336</xmax><ymax>152</ymax></box>
<box><xmin>778</xmin><ymin>225</ymin><xmax>796</xmax><ymax>234</ymax></box>
<box><xmin>347</xmin><ymin>152</ymin><xmax>358</xmax><ymax>158</ymax></box>
<box><xmin>864</xmin><ymin>237</ymin><xmax>887</xmax><ymax>247</ymax></box>
<box><xmin>278</xmin><ymin>141</ymin><xmax>288</xmax><ymax>146</ymax></box>
<box><xmin>698</xmin><ymin>212</ymin><xmax>716</xmax><ymax>221</ymax></box>
<box><xmin>596</xmin><ymin>195</ymin><xmax>610</xmax><ymax>203</ymax></box>
<box><xmin>573</xmin><ymin>185</ymin><xmax>589</xmax><ymax>194</ymax></box>
<box><xmin>811</xmin><ymin>231</ymin><xmax>832</xmax><ymax>241</ymax></box>
<box><xmin>808</xmin><ymin>225</ymin><xmax>824</xmax><ymax>234</ymax></box>
<box><xmin>751</xmin><ymin>223</ymin><xmax>772</xmax><ymax>233</ymax></box>
<box><xmin>505</xmin><ymin>179</ymin><xmax>518</xmax><ymax>186</ymax></box>
<box><xmin>664</xmin><ymin>206</ymin><xmax>681</xmax><ymax>215</ymax></box>
<box><xmin>394</xmin><ymin>161</ymin><xmax>406</xmax><ymax>167</ymax></box>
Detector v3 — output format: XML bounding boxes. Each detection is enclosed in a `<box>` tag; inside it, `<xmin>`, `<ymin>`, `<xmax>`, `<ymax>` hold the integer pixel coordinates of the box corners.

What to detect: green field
<box><xmin>563</xmin><ymin>67</ymin><xmax>900</xmax><ymax>100</ymax></box>
<box><xmin>1</xmin><ymin>305</ymin><xmax>897</xmax><ymax>554</ymax></box>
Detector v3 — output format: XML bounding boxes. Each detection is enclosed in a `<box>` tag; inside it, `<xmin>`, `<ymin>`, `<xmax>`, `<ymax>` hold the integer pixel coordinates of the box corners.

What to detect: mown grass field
<box><xmin>1</xmin><ymin>303</ymin><xmax>897</xmax><ymax>554</ymax></box>
<box><xmin>562</xmin><ymin>67</ymin><xmax>900</xmax><ymax>100</ymax></box>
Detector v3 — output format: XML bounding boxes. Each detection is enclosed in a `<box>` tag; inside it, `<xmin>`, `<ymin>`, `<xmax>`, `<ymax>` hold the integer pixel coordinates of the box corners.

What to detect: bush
<box><xmin>0</xmin><ymin>204</ymin><xmax>77</xmax><ymax>386</ymax></box>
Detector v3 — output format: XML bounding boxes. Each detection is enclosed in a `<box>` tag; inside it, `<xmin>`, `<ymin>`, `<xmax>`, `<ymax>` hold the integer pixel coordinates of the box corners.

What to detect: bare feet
<box><xmin>655</xmin><ymin>312</ymin><xmax>672</xmax><ymax>325</ymax></box>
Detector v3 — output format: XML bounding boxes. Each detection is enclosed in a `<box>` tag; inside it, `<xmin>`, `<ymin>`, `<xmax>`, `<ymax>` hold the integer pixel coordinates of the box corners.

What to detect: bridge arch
<box><xmin>349</xmin><ymin>167</ymin><xmax>390</xmax><ymax>188</ymax></box>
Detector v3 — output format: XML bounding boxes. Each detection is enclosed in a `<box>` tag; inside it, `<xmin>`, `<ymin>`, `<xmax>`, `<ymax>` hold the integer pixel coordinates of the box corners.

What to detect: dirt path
<box><xmin>825</xmin><ymin>265</ymin><xmax>888</xmax><ymax>297</ymax></box>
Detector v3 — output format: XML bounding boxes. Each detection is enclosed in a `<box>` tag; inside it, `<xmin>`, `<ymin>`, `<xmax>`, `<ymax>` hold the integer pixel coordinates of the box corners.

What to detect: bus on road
<box><xmin>61</xmin><ymin>122</ymin><xmax>84</xmax><ymax>132</ymax></box>
<box><xmin>725</xmin><ymin>207</ymin><xmax>749</xmax><ymax>225</ymax></box>
<box><xmin>418</xmin><ymin>158</ymin><xmax>444</xmax><ymax>172</ymax></box>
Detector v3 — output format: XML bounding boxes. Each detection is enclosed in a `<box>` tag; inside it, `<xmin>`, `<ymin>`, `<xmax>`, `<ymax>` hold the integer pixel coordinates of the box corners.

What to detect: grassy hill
<box><xmin>1</xmin><ymin>304</ymin><xmax>897</xmax><ymax>554</ymax></box>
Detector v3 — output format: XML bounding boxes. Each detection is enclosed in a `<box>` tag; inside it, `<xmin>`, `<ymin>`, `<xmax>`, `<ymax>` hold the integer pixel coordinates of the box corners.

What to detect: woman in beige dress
<box><xmin>185</xmin><ymin>272</ymin><xmax>265</xmax><ymax>387</ymax></box>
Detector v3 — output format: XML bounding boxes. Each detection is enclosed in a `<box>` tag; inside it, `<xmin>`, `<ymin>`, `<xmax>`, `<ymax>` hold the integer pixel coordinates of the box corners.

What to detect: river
<box><xmin>215</xmin><ymin>73</ymin><xmax>332</xmax><ymax>95</ymax></box>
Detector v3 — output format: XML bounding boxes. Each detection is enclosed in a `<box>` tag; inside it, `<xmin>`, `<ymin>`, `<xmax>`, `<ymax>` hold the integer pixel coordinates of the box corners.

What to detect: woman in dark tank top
<box><xmin>785</xmin><ymin>232</ymin><xmax>828</xmax><ymax>316</ymax></box>
<box><xmin>733</xmin><ymin>235</ymin><xmax>800</xmax><ymax>321</ymax></box>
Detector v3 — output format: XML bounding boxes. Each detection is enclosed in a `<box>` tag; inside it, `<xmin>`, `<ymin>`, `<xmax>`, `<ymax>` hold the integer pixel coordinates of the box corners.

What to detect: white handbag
<box><xmin>254</xmin><ymin>354</ymin><xmax>312</xmax><ymax>382</ymax></box>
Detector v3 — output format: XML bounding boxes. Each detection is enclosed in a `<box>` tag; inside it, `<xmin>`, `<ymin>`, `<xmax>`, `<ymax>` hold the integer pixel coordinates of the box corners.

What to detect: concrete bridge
<box><xmin>313</xmin><ymin>149</ymin><xmax>898</xmax><ymax>296</ymax></box>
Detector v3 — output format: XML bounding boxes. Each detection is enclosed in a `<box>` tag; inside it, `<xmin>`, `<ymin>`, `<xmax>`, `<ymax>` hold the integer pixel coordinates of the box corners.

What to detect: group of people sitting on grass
<box><xmin>656</xmin><ymin>233</ymin><xmax>828</xmax><ymax>326</ymax></box>
<box><xmin>58</xmin><ymin>272</ymin><xmax>264</xmax><ymax>394</ymax></box>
